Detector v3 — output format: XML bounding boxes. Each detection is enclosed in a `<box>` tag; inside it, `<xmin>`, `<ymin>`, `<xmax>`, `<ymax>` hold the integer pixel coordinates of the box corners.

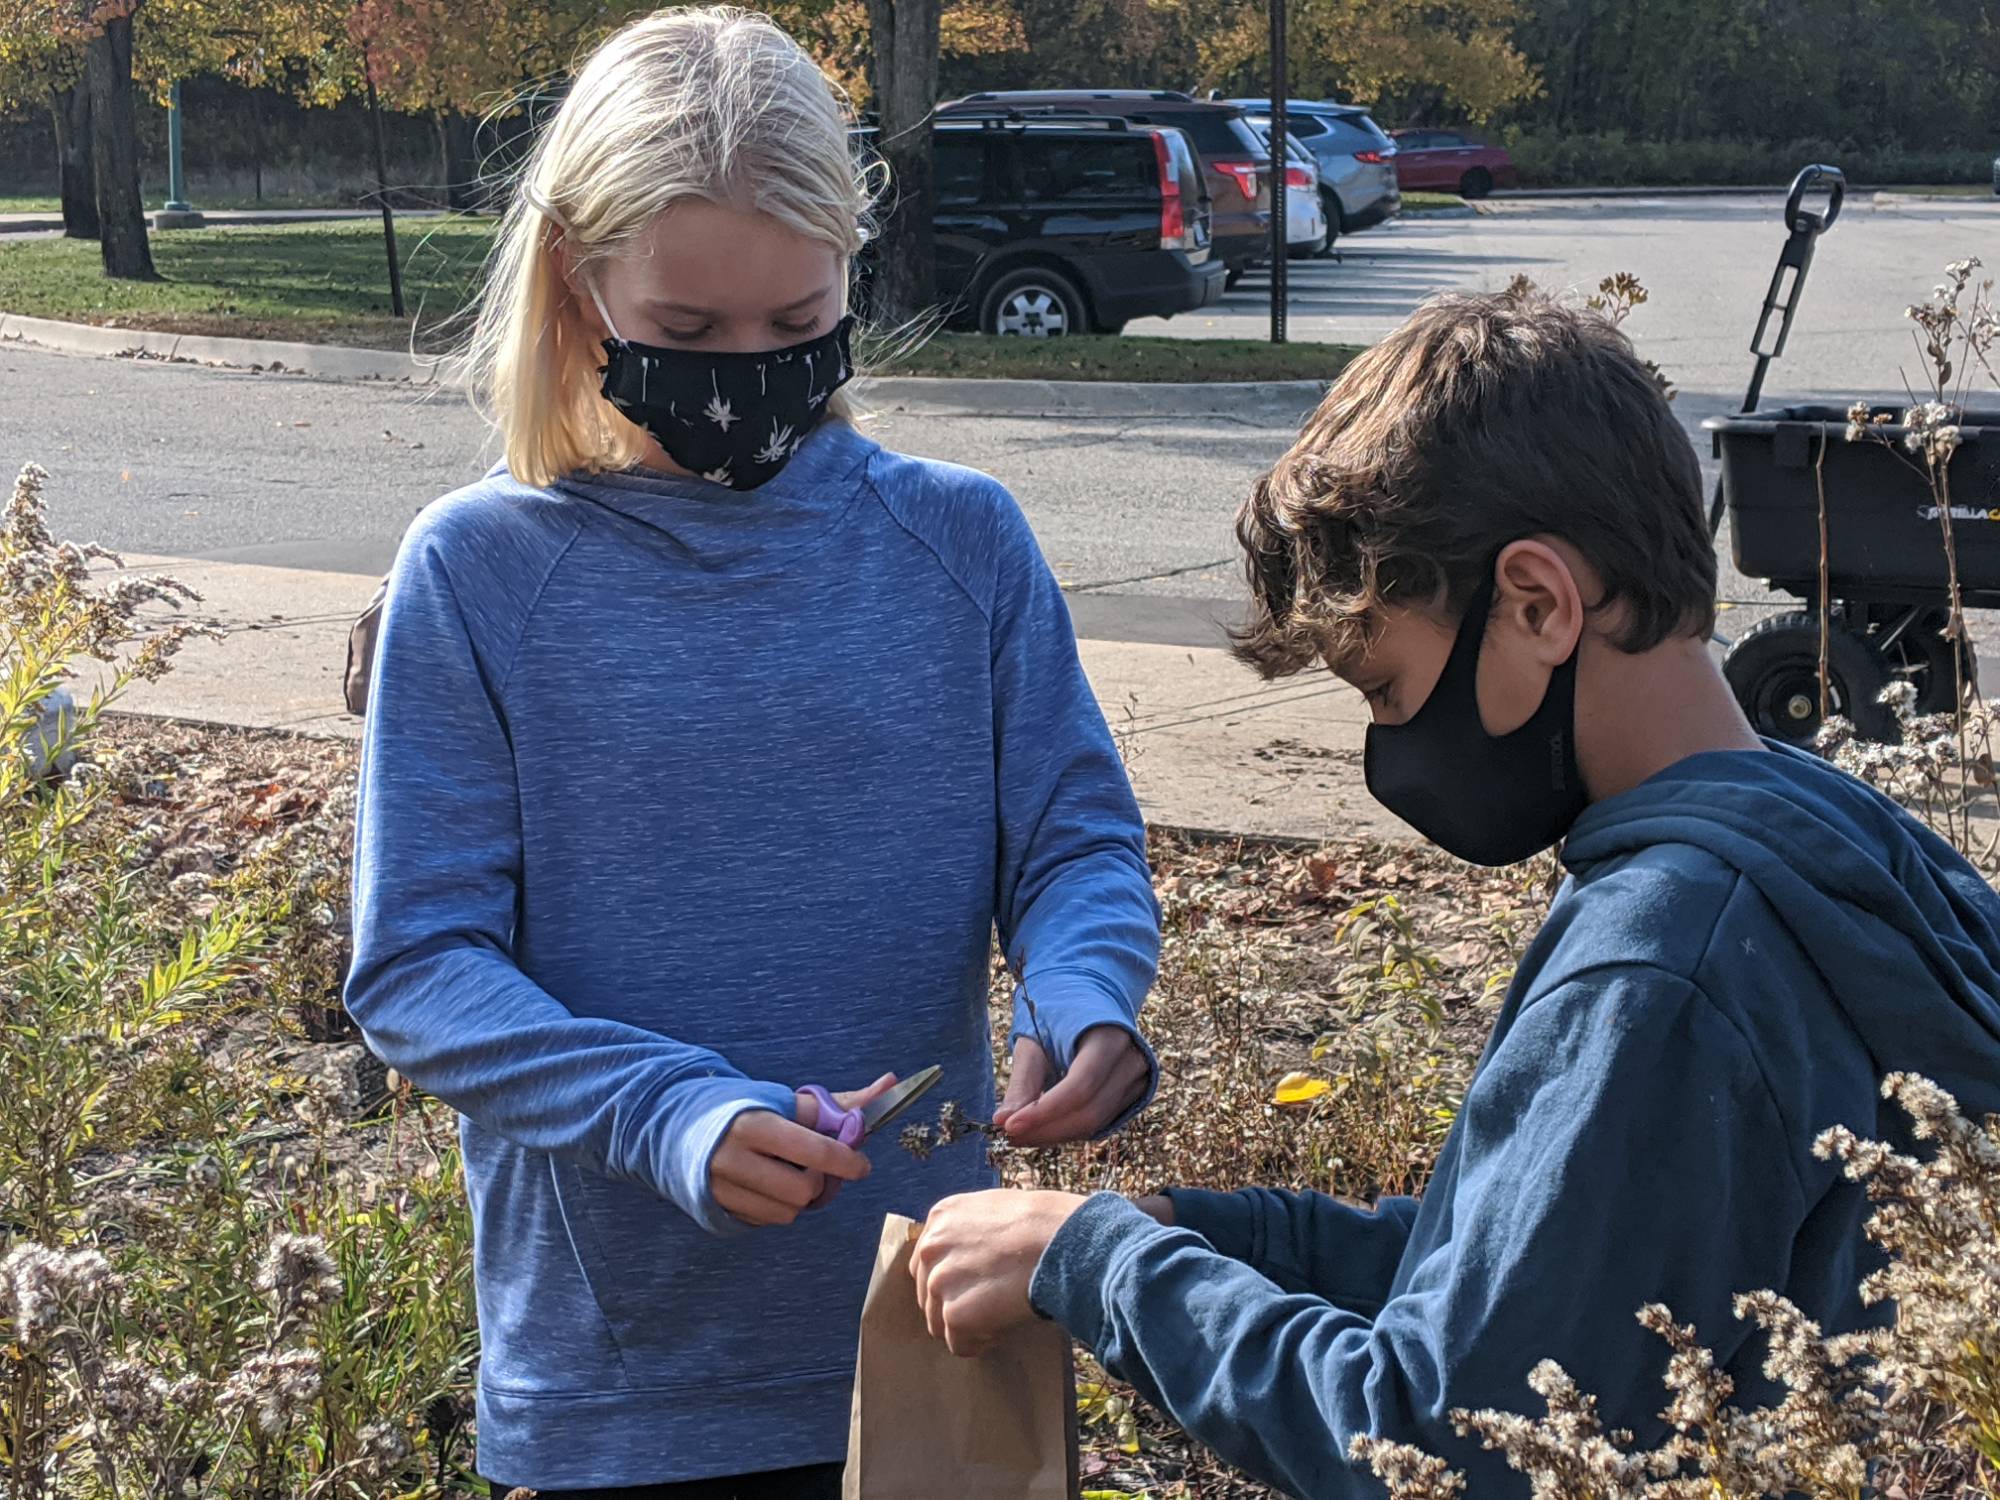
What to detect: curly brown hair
<box><xmin>1232</xmin><ymin>288</ymin><xmax>1715</xmax><ymax>679</ymax></box>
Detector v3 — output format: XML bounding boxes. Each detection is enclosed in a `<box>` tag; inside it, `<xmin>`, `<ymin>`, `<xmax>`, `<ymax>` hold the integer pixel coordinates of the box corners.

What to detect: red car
<box><xmin>1389</xmin><ymin>130</ymin><xmax>1516</xmax><ymax>198</ymax></box>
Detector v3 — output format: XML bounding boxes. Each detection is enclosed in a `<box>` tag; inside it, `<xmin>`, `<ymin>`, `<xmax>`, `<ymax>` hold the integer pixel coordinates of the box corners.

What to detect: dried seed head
<box><xmin>253</xmin><ymin>1233</ymin><xmax>340</xmax><ymax>1319</ymax></box>
<box><xmin>356</xmin><ymin>1419</ymin><xmax>413</xmax><ymax>1478</ymax></box>
<box><xmin>95</xmin><ymin>1359</ymin><xmax>171</xmax><ymax>1434</ymax></box>
<box><xmin>2</xmin><ymin>1243</ymin><xmax>122</xmax><ymax>1346</ymax></box>
<box><xmin>219</xmin><ymin>1346</ymin><xmax>323</xmax><ymax>1436</ymax></box>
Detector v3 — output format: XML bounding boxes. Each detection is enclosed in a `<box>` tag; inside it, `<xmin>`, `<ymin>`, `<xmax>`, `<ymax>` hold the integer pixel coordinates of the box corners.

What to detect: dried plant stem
<box><xmin>1815</xmin><ymin>430</ymin><xmax>1831</xmax><ymax>723</ymax></box>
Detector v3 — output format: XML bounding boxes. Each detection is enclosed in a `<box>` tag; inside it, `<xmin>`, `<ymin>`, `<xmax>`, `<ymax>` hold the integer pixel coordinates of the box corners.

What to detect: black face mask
<box><xmin>1362</xmin><ymin>566</ymin><xmax>1587</xmax><ymax>866</ymax></box>
<box><xmin>591</xmin><ymin>285</ymin><xmax>855</xmax><ymax>491</ymax></box>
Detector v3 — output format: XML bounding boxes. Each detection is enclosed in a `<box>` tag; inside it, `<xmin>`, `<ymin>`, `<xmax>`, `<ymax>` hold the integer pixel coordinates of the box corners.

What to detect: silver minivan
<box><xmin>1230</xmin><ymin>98</ymin><xmax>1401</xmax><ymax>238</ymax></box>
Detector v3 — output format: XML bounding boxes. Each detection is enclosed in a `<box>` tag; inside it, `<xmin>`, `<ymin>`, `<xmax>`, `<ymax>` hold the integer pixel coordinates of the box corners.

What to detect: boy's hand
<box><xmin>709</xmin><ymin>1075</ymin><xmax>894</xmax><ymax>1228</ymax></box>
<box><xmin>994</xmin><ymin>1026</ymin><xmax>1149</xmax><ymax>1146</ymax></box>
<box><xmin>911</xmin><ymin>1189</ymin><xmax>1086</xmax><ymax>1356</ymax></box>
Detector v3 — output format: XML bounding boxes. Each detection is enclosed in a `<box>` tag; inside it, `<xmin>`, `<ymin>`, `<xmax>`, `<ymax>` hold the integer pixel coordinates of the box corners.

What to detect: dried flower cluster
<box><xmin>899</xmin><ymin>1097</ymin><xmax>1004</xmax><ymax>1163</ymax></box>
<box><xmin>1</xmin><ymin>1243</ymin><xmax>122</xmax><ymax>1346</ymax></box>
<box><xmin>219</xmin><ymin>1346</ymin><xmax>326</xmax><ymax>1437</ymax></box>
<box><xmin>3</xmin><ymin>462</ymin><xmax>211</xmax><ymax>680</ymax></box>
<box><xmin>254</xmin><ymin>1232</ymin><xmax>343</xmax><ymax>1324</ymax></box>
<box><xmin>1353</xmin><ymin>1075</ymin><xmax>2000</xmax><ymax>1499</ymax></box>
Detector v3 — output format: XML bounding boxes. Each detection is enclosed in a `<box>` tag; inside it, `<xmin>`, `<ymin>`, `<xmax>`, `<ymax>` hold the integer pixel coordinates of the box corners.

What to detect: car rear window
<box><xmin>1285</xmin><ymin>114</ymin><xmax>1329</xmax><ymax>138</ymax></box>
<box><xmin>934</xmin><ymin>135</ymin><xmax>986</xmax><ymax>205</ymax></box>
<box><xmin>1317</xmin><ymin>115</ymin><xmax>1383</xmax><ymax>152</ymax></box>
<box><xmin>1133</xmin><ymin>111</ymin><xmax>1264</xmax><ymax>159</ymax></box>
<box><xmin>1018</xmin><ymin>135</ymin><xmax>1156</xmax><ymax>202</ymax></box>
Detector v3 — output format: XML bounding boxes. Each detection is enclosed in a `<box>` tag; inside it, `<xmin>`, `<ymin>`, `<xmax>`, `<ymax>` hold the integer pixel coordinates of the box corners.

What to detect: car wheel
<box><xmin>1224</xmin><ymin>264</ymin><xmax>1245</xmax><ymax>290</ymax></box>
<box><xmin>979</xmin><ymin>267</ymin><xmax>1087</xmax><ymax>337</ymax></box>
<box><xmin>1459</xmin><ymin>167</ymin><xmax>1494</xmax><ymax>199</ymax></box>
<box><xmin>1320</xmin><ymin>190</ymin><xmax>1346</xmax><ymax>238</ymax></box>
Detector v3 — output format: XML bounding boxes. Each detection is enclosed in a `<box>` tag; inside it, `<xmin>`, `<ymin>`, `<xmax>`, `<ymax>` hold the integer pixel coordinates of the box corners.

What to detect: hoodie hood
<box><xmin>549</xmin><ymin>418</ymin><xmax>877</xmax><ymax>573</ymax></box>
<box><xmin>1562</xmin><ymin>740</ymin><xmax>2000</xmax><ymax>1106</ymax></box>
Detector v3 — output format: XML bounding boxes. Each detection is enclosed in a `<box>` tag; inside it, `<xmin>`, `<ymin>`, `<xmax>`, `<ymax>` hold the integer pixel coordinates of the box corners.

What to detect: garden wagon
<box><xmin>1702</xmin><ymin>165</ymin><xmax>2000</xmax><ymax>744</ymax></box>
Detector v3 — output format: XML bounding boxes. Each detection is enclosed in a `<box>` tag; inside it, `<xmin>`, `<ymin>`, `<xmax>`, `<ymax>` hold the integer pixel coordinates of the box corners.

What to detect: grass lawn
<box><xmin>0</xmin><ymin>218</ymin><xmax>1360</xmax><ymax>381</ymax></box>
<box><xmin>0</xmin><ymin>218</ymin><xmax>493</xmax><ymax>349</ymax></box>
<box><xmin>1401</xmin><ymin>190</ymin><xmax>1470</xmax><ymax>211</ymax></box>
<box><xmin>869</xmin><ymin>331</ymin><xmax>1359</xmax><ymax>383</ymax></box>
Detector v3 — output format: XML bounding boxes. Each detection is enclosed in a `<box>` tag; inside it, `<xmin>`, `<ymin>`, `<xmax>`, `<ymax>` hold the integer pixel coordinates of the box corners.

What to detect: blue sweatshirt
<box><xmin>345</xmin><ymin>421</ymin><xmax>1160</xmax><ymax>1489</ymax></box>
<box><xmin>1031</xmin><ymin>743</ymin><xmax>2000</xmax><ymax>1498</ymax></box>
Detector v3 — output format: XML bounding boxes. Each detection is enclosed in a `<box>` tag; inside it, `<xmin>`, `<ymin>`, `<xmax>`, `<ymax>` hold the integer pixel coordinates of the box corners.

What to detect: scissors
<box><xmin>798</xmin><ymin>1065</ymin><xmax>943</xmax><ymax>1147</ymax></box>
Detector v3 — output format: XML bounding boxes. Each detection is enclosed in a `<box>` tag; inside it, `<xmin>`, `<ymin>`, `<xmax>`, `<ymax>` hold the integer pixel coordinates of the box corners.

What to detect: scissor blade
<box><xmin>860</xmin><ymin>1065</ymin><xmax>943</xmax><ymax>1138</ymax></box>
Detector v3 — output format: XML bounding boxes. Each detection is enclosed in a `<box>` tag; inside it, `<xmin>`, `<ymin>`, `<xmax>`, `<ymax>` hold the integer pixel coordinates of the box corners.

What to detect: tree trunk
<box><xmin>252</xmin><ymin>90</ymin><xmax>266</xmax><ymax>203</ymax></box>
<box><xmin>365</xmin><ymin>75</ymin><xmax>407</xmax><ymax>318</ymax></box>
<box><xmin>432</xmin><ymin>111</ymin><xmax>449</xmax><ymax>206</ymax></box>
<box><xmin>863</xmin><ymin>0</ymin><xmax>940</xmax><ymax>325</ymax></box>
<box><xmin>443</xmin><ymin>112</ymin><xmax>479</xmax><ymax>211</ymax></box>
<box><xmin>85</xmin><ymin>14</ymin><xmax>155</xmax><ymax>280</ymax></box>
<box><xmin>50</xmin><ymin>82</ymin><xmax>99</xmax><ymax>240</ymax></box>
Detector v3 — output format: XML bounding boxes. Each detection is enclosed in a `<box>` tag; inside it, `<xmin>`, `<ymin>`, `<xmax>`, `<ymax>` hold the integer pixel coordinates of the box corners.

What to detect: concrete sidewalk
<box><xmin>104</xmin><ymin>554</ymin><xmax>1397</xmax><ymax>844</ymax></box>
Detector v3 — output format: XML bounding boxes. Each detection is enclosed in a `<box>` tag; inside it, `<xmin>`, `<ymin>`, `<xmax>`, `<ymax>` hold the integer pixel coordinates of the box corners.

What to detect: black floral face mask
<box><xmin>589</xmin><ymin>282</ymin><xmax>855</xmax><ymax>491</ymax></box>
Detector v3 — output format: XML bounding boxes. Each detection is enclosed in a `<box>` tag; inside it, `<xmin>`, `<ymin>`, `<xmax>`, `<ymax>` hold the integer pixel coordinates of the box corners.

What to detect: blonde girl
<box><xmin>345</xmin><ymin>9</ymin><xmax>1160</xmax><ymax>1497</ymax></box>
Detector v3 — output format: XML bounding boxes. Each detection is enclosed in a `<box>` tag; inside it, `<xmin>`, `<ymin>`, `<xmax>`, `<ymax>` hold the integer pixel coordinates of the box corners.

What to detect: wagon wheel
<box><xmin>1869</xmin><ymin>608</ymin><xmax>1978</xmax><ymax>716</ymax></box>
<box><xmin>1723</xmin><ymin>611</ymin><xmax>1897</xmax><ymax>745</ymax></box>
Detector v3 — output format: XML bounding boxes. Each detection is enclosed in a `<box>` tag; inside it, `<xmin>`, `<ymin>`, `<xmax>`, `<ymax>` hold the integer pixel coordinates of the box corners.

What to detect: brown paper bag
<box><xmin>843</xmin><ymin>1213</ymin><xmax>1080</xmax><ymax>1500</ymax></box>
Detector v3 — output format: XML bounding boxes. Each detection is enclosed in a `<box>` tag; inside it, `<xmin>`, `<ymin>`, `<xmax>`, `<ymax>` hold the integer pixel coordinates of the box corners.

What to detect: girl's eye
<box><xmin>662</xmin><ymin>327</ymin><xmax>711</xmax><ymax>342</ymax></box>
<box><xmin>774</xmin><ymin>318</ymin><xmax>821</xmax><ymax>336</ymax></box>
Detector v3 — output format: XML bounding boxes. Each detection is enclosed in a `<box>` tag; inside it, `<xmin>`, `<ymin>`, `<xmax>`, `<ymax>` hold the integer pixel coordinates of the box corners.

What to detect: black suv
<box><xmin>860</xmin><ymin>112</ymin><xmax>1224</xmax><ymax>335</ymax></box>
<box><xmin>942</xmin><ymin>91</ymin><xmax>1275</xmax><ymax>282</ymax></box>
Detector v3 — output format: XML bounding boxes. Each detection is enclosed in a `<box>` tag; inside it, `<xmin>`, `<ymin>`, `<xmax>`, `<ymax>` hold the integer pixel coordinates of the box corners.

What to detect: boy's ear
<box><xmin>1491</xmin><ymin>539</ymin><xmax>1587</xmax><ymax>666</ymax></box>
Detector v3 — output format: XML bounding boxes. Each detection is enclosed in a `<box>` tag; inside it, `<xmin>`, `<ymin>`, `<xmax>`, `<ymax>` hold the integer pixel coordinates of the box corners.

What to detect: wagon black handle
<box><xmin>1784</xmin><ymin>164</ymin><xmax>1844</xmax><ymax>235</ymax></box>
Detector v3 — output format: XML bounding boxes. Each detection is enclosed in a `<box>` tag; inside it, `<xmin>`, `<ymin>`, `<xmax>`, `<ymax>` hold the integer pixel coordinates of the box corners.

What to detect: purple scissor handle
<box><xmin>798</xmin><ymin>1085</ymin><xmax>866</xmax><ymax>1147</ymax></box>
<box><xmin>796</xmin><ymin>1066</ymin><xmax>944</xmax><ymax>1210</ymax></box>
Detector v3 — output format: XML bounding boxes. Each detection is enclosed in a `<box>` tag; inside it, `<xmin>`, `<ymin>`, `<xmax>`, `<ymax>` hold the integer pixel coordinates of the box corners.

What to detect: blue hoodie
<box><xmin>1031</xmin><ymin>743</ymin><xmax>2000</xmax><ymax>1498</ymax></box>
<box><xmin>345</xmin><ymin>422</ymin><xmax>1160</xmax><ymax>1488</ymax></box>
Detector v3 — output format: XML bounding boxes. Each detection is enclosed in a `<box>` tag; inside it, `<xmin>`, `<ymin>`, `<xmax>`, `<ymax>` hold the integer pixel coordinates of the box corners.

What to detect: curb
<box><xmin>1870</xmin><ymin>190</ymin><xmax>1995</xmax><ymax>207</ymax></box>
<box><xmin>1401</xmin><ymin>204</ymin><xmax>1479</xmax><ymax>219</ymax></box>
<box><xmin>0</xmin><ymin>310</ymin><xmax>1330</xmax><ymax>424</ymax></box>
<box><xmin>0</xmin><ymin>310</ymin><xmax>445</xmax><ymax>383</ymax></box>
<box><xmin>1494</xmin><ymin>184</ymin><xmax>1790</xmax><ymax>199</ymax></box>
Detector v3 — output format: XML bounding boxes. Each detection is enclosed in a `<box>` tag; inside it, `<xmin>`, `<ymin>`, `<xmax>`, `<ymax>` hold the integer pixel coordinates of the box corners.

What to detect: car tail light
<box><xmin>1150</xmin><ymin>132</ymin><xmax>1187</xmax><ymax>250</ymax></box>
<box><xmin>1284</xmin><ymin>165</ymin><xmax>1312</xmax><ymax>191</ymax></box>
<box><xmin>1353</xmin><ymin>149</ymin><xmax>1386</xmax><ymax>164</ymax></box>
<box><xmin>1213</xmin><ymin>160</ymin><xmax>1261</xmax><ymax>200</ymax></box>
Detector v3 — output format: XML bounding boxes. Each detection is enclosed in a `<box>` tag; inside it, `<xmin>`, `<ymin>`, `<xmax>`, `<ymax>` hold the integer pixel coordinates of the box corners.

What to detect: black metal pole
<box><xmin>365</xmin><ymin>71</ymin><xmax>407</xmax><ymax>320</ymax></box>
<box><xmin>1268</xmin><ymin>0</ymin><xmax>1287</xmax><ymax>344</ymax></box>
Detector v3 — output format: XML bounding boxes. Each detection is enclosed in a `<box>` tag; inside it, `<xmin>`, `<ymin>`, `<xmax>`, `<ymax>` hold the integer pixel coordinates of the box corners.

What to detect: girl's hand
<box><xmin>709</xmin><ymin>1074</ymin><xmax>895</xmax><ymax>1228</ymax></box>
<box><xmin>993</xmin><ymin>1026</ymin><xmax>1150</xmax><ymax>1147</ymax></box>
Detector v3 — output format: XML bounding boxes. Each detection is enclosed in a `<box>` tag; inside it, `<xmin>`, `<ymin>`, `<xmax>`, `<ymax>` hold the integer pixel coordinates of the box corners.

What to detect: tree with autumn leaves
<box><xmin>1</xmin><ymin>0</ymin><xmax>1541</xmax><ymax>295</ymax></box>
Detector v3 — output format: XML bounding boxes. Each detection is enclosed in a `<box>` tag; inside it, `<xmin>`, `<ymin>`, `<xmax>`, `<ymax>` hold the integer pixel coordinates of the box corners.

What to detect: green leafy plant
<box><xmin>0</xmin><ymin>463</ymin><xmax>477</xmax><ymax>1498</ymax></box>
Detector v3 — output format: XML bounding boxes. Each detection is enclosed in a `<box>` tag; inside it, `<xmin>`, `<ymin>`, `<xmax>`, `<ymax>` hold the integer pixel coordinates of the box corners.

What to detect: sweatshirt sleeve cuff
<box><xmin>1160</xmin><ymin>1187</ymin><xmax>1261</xmax><ymax>1263</ymax></box>
<box><xmin>1011</xmin><ymin>968</ymin><xmax>1158</xmax><ymax>1136</ymax></box>
<box><xmin>1029</xmin><ymin>1190</ymin><xmax>1170</xmax><ymax>1351</ymax></box>
<box><xmin>664</xmin><ymin>1077</ymin><xmax>800</xmax><ymax>1237</ymax></box>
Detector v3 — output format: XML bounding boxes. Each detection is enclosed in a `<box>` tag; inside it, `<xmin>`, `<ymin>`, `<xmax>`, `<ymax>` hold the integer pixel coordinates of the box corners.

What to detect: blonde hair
<box><xmin>464</xmin><ymin>6</ymin><xmax>871</xmax><ymax>487</ymax></box>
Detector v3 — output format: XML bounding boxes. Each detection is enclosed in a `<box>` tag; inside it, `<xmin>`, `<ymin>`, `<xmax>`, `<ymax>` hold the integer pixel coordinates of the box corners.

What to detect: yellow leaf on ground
<box><xmin>1274</xmin><ymin>1071</ymin><xmax>1332</xmax><ymax>1105</ymax></box>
